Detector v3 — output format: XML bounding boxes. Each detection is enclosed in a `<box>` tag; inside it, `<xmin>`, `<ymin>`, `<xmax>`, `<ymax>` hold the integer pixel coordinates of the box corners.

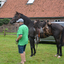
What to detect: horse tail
<box><xmin>36</xmin><ymin>43</ymin><xmax>38</xmax><ymax>51</ymax></box>
<box><xmin>61</xmin><ymin>28</ymin><xmax>64</xmax><ymax>46</ymax></box>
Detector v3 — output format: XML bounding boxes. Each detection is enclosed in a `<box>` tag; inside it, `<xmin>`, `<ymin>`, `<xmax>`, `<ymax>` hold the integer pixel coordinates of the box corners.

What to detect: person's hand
<box><xmin>16</xmin><ymin>39</ymin><xmax>19</xmax><ymax>42</ymax></box>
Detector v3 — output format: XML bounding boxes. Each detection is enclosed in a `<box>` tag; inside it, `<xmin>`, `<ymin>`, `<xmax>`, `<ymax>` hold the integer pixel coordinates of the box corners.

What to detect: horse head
<box><xmin>10</xmin><ymin>12</ymin><xmax>32</xmax><ymax>26</ymax></box>
<box><xmin>43</xmin><ymin>21</ymin><xmax>52</xmax><ymax>35</ymax></box>
<box><xmin>34</xmin><ymin>20</ymin><xmax>52</xmax><ymax>37</ymax></box>
<box><xmin>34</xmin><ymin>20</ymin><xmax>46</xmax><ymax>28</ymax></box>
<box><xmin>10</xmin><ymin>12</ymin><xmax>21</xmax><ymax>24</ymax></box>
<box><xmin>34</xmin><ymin>20</ymin><xmax>46</xmax><ymax>37</ymax></box>
<box><xmin>34</xmin><ymin>20</ymin><xmax>41</xmax><ymax>28</ymax></box>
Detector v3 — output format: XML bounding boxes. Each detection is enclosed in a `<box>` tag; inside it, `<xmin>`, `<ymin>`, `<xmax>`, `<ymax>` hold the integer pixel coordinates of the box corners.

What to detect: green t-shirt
<box><xmin>17</xmin><ymin>24</ymin><xmax>29</xmax><ymax>45</ymax></box>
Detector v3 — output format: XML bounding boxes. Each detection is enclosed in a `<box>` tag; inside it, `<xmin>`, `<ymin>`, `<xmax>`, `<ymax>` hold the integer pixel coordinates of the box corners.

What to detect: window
<box><xmin>54</xmin><ymin>20</ymin><xmax>57</xmax><ymax>22</ymax></box>
<box><xmin>54</xmin><ymin>20</ymin><xmax>60</xmax><ymax>22</ymax></box>
<box><xmin>58</xmin><ymin>20</ymin><xmax>60</xmax><ymax>22</ymax></box>
<box><xmin>27</xmin><ymin>0</ymin><xmax>35</xmax><ymax>5</ymax></box>
<box><xmin>0</xmin><ymin>0</ymin><xmax>7</xmax><ymax>8</ymax></box>
<box><xmin>0</xmin><ymin>1</ymin><xmax>1</xmax><ymax>7</ymax></box>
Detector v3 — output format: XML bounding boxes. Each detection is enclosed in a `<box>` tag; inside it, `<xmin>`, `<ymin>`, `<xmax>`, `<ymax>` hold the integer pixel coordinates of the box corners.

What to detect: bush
<box><xmin>0</xmin><ymin>18</ymin><xmax>10</xmax><ymax>26</ymax></box>
<box><xmin>3</xmin><ymin>18</ymin><xmax>10</xmax><ymax>25</ymax></box>
<box><xmin>0</xmin><ymin>19</ymin><xmax>3</xmax><ymax>26</ymax></box>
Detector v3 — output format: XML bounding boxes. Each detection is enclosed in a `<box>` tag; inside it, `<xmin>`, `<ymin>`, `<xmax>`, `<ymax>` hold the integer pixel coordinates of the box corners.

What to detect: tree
<box><xmin>0</xmin><ymin>18</ymin><xmax>10</xmax><ymax>36</ymax></box>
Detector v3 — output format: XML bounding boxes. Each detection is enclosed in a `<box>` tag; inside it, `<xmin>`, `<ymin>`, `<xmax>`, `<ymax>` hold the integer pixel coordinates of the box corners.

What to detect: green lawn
<box><xmin>0</xmin><ymin>35</ymin><xmax>64</xmax><ymax>64</ymax></box>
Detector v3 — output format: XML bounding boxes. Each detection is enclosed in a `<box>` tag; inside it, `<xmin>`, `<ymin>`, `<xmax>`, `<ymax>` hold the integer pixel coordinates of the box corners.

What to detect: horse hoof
<box><xmin>33</xmin><ymin>52</ymin><xmax>36</xmax><ymax>55</ymax></box>
<box><xmin>30</xmin><ymin>56</ymin><xmax>32</xmax><ymax>57</ymax></box>
<box><xmin>30</xmin><ymin>55</ymin><xmax>33</xmax><ymax>57</ymax></box>
<box><xmin>57</xmin><ymin>56</ymin><xmax>61</xmax><ymax>58</ymax></box>
<box><xmin>54</xmin><ymin>54</ymin><xmax>57</xmax><ymax>57</ymax></box>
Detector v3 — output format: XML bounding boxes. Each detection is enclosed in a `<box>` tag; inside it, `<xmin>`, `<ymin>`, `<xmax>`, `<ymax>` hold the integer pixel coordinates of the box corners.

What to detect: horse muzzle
<box><xmin>10</xmin><ymin>21</ymin><xmax>13</xmax><ymax>24</ymax></box>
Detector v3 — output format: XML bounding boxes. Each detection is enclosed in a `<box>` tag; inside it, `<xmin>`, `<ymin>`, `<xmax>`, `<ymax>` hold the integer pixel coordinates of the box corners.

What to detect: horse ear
<box><xmin>34</xmin><ymin>20</ymin><xmax>37</xmax><ymax>24</ymax></box>
<box><xmin>16</xmin><ymin>11</ymin><xmax>19</xmax><ymax>14</ymax></box>
<box><xmin>47</xmin><ymin>22</ymin><xmax>52</xmax><ymax>25</ymax></box>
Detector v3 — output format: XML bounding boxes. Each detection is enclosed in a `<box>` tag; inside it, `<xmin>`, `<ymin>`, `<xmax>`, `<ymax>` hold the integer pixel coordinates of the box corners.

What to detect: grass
<box><xmin>0</xmin><ymin>35</ymin><xmax>64</xmax><ymax>64</ymax></box>
<box><xmin>0</xmin><ymin>32</ymin><xmax>16</xmax><ymax>35</ymax></box>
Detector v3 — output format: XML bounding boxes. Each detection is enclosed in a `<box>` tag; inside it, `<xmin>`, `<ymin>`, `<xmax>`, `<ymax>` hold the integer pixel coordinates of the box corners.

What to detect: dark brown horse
<box><xmin>34</xmin><ymin>20</ymin><xmax>64</xmax><ymax>58</ymax></box>
<box><xmin>10</xmin><ymin>12</ymin><xmax>36</xmax><ymax>57</ymax></box>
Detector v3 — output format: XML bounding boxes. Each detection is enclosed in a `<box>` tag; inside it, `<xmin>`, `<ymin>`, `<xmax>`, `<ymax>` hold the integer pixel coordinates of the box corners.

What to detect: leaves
<box><xmin>0</xmin><ymin>18</ymin><xmax>10</xmax><ymax>26</ymax></box>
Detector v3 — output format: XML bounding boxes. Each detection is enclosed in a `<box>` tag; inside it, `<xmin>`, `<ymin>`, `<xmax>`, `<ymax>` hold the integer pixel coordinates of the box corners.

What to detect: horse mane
<box><xmin>17</xmin><ymin>12</ymin><xmax>32</xmax><ymax>26</ymax></box>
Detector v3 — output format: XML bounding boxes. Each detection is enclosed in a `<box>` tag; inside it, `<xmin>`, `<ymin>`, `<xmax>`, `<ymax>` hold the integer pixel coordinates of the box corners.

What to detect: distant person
<box><xmin>16</xmin><ymin>18</ymin><xmax>29</xmax><ymax>64</ymax></box>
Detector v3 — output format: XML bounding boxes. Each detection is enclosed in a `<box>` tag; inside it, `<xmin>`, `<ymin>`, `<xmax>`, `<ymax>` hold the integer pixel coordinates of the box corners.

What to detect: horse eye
<box><xmin>15</xmin><ymin>16</ymin><xmax>17</xmax><ymax>18</ymax></box>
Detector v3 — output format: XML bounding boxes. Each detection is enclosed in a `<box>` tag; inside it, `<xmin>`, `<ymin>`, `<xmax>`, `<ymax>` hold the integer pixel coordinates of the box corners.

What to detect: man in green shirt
<box><xmin>16</xmin><ymin>18</ymin><xmax>29</xmax><ymax>64</ymax></box>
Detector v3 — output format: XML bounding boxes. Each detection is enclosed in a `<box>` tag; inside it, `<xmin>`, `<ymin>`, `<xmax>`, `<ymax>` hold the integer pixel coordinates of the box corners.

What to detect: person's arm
<box><xmin>16</xmin><ymin>35</ymin><xmax>22</xmax><ymax>42</ymax></box>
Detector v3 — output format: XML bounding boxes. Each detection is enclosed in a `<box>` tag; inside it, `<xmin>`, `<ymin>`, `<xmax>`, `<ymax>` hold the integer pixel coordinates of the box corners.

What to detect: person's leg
<box><xmin>20</xmin><ymin>53</ymin><xmax>24</xmax><ymax>64</ymax></box>
<box><xmin>23</xmin><ymin>51</ymin><xmax>26</xmax><ymax>62</ymax></box>
<box><xmin>23</xmin><ymin>45</ymin><xmax>26</xmax><ymax>62</ymax></box>
<box><xmin>20</xmin><ymin>51</ymin><xmax>26</xmax><ymax>63</ymax></box>
<box><xmin>18</xmin><ymin>45</ymin><xmax>24</xmax><ymax>64</ymax></box>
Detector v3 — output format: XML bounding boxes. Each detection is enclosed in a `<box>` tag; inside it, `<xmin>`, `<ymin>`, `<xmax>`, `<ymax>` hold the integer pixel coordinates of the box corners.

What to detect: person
<box><xmin>16</xmin><ymin>18</ymin><xmax>29</xmax><ymax>64</ymax></box>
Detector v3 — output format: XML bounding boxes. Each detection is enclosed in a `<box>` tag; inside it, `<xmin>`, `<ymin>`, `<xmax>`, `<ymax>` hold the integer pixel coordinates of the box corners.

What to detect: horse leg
<box><xmin>57</xmin><ymin>45</ymin><xmax>59</xmax><ymax>55</ymax></box>
<box><xmin>59</xmin><ymin>46</ymin><xmax>62</xmax><ymax>56</ymax></box>
<box><xmin>33</xmin><ymin>34</ymin><xmax>40</xmax><ymax>55</ymax></box>
<box><xmin>29</xmin><ymin>37</ymin><xmax>35</xmax><ymax>57</ymax></box>
<box><xmin>55</xmin><ymin>45</ymin><xmax>59</xmax><ymax>57</ymax></box>
<box><xmin>31</xmin><ymin>46</ymin><xmax>33</xmax><ymax>57</ymax></box>
<box><xmin>58</xmin><ymin>43</ymin><xmax>62</xmax><ymax>56</ymax></box>
<box><xmin>57</xmin><ymin>44</ymin><xmax>62</xmax><ymax>58</ymax></box>
<box><xmin>33</xmin><ymin>40</ymin><xmax>36</xmax><ymax>55</ymax></box>
<box><xmin>57</xmin><ymin>38</ymin><xmax>62</xmax><ymax>58</ymax></box>
<box><xmin>56</xmin><ymin>38</ymin><xmax>62</xmax><ymax>58</ymax></box>
<box><xmin>55</xmin><ymin>38</ymin><xmax>60</xmax><ymax>57</ymax></box>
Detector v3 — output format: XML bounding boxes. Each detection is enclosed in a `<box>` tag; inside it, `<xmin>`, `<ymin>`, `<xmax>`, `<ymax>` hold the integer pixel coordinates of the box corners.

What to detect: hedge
<box><xmin>0</xmin><ymin>18</ymin><xmax>10</xmax><ymax>26</ymax></box>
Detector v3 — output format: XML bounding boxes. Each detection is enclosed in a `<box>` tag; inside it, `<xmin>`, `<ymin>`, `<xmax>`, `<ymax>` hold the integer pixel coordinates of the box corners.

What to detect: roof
<box><xmin>0</xmin><ymin>0</ymin><xmax>64</xmax><ymax>18</ymax></box>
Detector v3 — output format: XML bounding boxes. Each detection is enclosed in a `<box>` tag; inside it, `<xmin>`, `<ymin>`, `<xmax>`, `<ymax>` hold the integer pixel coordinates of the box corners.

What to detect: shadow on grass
<box><xmin>39</xmin><ymin>41</ymin><xmax>56</xmax><ymax>45</ymax></box>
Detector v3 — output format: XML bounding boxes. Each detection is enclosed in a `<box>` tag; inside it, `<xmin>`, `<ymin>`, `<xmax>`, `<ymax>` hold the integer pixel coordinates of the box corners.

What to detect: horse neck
<box><xmin>20</xmin><ymin>14</ymin><xmax>33</xmax><ymax>26</ymax></box>
<box><xmin>28</xmin><ymin>21</ymin><xmax>34</xmax><ymax>28</ymax></box>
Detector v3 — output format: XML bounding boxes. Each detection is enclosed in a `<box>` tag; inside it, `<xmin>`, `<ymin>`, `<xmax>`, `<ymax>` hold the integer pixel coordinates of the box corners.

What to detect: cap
<box><xmin>16</xmin><ymin>18</ymin><xmax>24</xmax><ymax>23</ymax></box>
